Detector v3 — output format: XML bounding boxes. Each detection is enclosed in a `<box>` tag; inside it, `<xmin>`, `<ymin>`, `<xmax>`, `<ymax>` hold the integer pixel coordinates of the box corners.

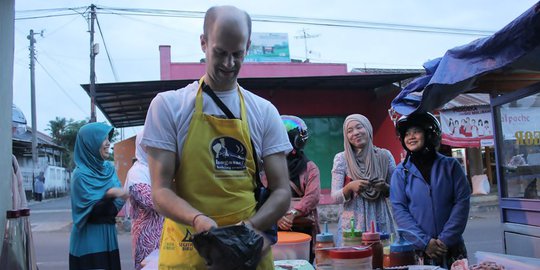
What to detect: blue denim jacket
<box><xmin>390</xmin><ymin>153</ymin><xmax>471</xmax><ymax>249</ymax></box>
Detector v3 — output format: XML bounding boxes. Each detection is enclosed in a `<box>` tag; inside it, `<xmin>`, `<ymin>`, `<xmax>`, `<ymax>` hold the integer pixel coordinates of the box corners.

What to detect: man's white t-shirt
<box><xmin>141</xmin><ymin>81</ymin><xmax>292</xmax><ymax>166</ymax></box>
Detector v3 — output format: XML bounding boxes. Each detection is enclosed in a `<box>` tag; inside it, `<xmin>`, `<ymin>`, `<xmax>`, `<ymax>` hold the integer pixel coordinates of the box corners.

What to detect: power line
<box><xmin>15</xmin><ymin>13</ymin><xmax>80</xmax><ymax>20</ymax></box>
<box><xmin>98</xmin><ymin>6</ymin><xmax>495</xmax><ymax>36</ymax></box>
<box><xmin>95</xmin><ymin>15</ymin><xmax>119</xmax><ymax>81</ymax></box>
<box><xmin>17</xmin><ymin>6</ymin><xmax>496</xmax><ymax>36</ymax></box>
<box><xmin>34</xmin><ymin>58</ymin><xmax>88</xmax><ymax>115</ymax></box>
<box><xmin>16</xmin><ymin>7</ymin><xmax>88</xmax><ymax>13</ymax></box>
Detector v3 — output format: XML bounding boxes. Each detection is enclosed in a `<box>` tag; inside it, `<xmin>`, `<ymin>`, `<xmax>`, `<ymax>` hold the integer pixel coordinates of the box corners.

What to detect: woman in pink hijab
<box><xmin>331</xmin><ymin>114</ymin><xmax>396</xmax><ymax>246</ymax></box>
<box><xmin>125</xmin><ymin>130</ymin><xmax>164</xmax><ymax>270</ymax></box>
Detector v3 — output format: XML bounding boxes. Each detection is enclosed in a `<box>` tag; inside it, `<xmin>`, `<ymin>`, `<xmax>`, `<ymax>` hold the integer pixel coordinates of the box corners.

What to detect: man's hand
<box><xmin>237</xmin><ymin>220</ymin><xmax>272</xmax><ymax>255</ymax></box>
<box><xmin>192</xmin><ymin>214</ymin><xmax>217</xmax><ymax>233</ymax></box>
<box><xmin>425</xmin><ymin>238</ymin><xmax>448</xmax><ymax>259</ymax></box>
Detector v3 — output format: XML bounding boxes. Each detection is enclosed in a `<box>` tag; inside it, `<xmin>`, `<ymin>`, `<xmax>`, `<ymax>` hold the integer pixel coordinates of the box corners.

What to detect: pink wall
<box><xmin>159</xmin><ymin>45</ymin><xmax>404</xmax><ymax>163</ymax></box>
<box><xmin>159</xmin><ymin>45</ymin><xmax>348</xmax><ymax>80</ymax></box>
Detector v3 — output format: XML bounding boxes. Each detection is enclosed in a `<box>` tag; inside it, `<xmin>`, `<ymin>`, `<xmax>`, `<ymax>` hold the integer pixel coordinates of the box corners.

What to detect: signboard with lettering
<box><xmin>440</xmin><ymin>106</ymin><xmax>494</xmax><ymax>147</ymax></box>
<box><xmin>245</xmin><ymin>33</ymin><xmax>290</xmax><ymax>62</ymax></box>
<box><xmin>500</xmin><ymin>107</ymin><xmax>540</xmax><ymax>141</ymax></box>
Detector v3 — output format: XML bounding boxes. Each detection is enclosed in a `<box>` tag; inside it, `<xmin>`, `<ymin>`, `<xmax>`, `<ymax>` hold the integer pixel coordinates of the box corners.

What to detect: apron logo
<box><xmin>182</xmin><ymin>228</ymin><xmax>193</xmax><ymax>242</ymax></box>
<box><xmin>211</xmin><ymin>136</ymin><xmax>247</xmax><ymax>170</ymax></box>
<box><xmin>179</xmin><ymin>228</ymin><xmax>194</xmax><ymax>251</ymax></box>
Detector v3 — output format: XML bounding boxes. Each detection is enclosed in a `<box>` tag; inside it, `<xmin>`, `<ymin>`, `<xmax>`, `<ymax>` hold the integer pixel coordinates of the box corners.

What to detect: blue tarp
<box><xmin>392</xmin><ymin>1</ymin><xmax>540</xmax><ymax>115</ymax></box>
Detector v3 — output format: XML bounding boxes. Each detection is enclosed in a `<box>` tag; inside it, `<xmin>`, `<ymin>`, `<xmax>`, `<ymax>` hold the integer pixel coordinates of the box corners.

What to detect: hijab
<box><xmin>343</xmin><ymin>114</ymin><xmax>390</xmax><ymax>200</ymax></box>
<box><xmin>71</xmin><ymin>122</ymin><xmax>120</xmax><ymax>229</ymax></box>
<box><xmin>287</xmin><ymin>149</ymin><xmax>309</xmax><ymax>197</ymax></box>
<box><xmin>124</xmin><ymin>130</ymin><xmax>151</xmax><ymax>216</ymax></box>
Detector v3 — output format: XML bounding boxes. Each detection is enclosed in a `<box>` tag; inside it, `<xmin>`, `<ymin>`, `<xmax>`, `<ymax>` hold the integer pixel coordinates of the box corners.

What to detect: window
<box><xmin>496</xmin><ymin>92</ymin><xmax>540</xmax><ymax>199</ymax></box>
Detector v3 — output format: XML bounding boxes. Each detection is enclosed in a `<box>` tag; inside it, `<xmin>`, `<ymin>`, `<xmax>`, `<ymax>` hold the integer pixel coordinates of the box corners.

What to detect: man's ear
<box><xmin>200</xmin><ymin>34</ymin><xmax>207</xmax><ymax>53</ymax></box>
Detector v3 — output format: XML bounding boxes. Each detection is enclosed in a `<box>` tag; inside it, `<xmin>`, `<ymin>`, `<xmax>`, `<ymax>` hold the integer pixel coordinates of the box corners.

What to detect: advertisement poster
<box><xmin>440</xmin><ymin>106</ymin><xmax>493</xmax><ymax>147</ymax></box>
<box><xmin>245</xmin><ymin>32</ymin><xmax>290</xmax><ymax>62</ymax></box>
<box><xmin>499</xmin><ymin>107</ymin><xmax>540</xmax><ymax>141</ymax></box>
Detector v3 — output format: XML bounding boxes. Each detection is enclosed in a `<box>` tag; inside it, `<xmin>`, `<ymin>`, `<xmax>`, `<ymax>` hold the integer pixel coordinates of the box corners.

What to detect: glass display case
<box><xmin>495</xmin><ymin>92</ymin><xmax>540</xmax><ymax>200</ymax></box>
<box><xmin>492</xmin><ymin>82</ymin><xmax>540</xmax><ymax>258</ymax></box>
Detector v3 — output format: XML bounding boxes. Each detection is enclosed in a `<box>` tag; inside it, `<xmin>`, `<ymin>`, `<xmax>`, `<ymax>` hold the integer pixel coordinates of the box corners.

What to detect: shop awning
<box><xmin>391</xmin><ymin>2</ymin><xmax>540</xmax><ymax>116</ymax></box>
<box><xmin>81</xmin><ymin>73</ymin><xmax>418</xmax><ymax>128</ymax></box>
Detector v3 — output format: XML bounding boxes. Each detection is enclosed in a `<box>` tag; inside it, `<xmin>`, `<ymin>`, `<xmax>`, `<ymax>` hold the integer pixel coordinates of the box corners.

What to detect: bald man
<box><xmin>142</xmin><ymin>5</ymin><xmax>292</xmax><ymax>269</ymax></box>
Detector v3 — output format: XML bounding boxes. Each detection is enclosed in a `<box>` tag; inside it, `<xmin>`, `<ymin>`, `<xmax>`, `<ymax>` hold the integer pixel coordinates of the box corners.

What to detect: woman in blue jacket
<box><xmin>390</xmin><ymin>112</ymin><xmax>471</xmax><ymax>267</ymax></box>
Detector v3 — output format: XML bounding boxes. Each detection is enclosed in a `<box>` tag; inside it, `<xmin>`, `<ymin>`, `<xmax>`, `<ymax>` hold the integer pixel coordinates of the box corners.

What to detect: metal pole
<box><xmin>0</xmin><ymin>0</ymin><xmax>16</xmax><ymax>258</ymax></box>
<box><xmin>89</xmin><ymin>4</ymin><xmax>97</xmax><ymax>123</ymax></box>
<box><xmin>28</xmin><ymin>29</ymin><xmax>38</xmax><ymax>183</ymax></box>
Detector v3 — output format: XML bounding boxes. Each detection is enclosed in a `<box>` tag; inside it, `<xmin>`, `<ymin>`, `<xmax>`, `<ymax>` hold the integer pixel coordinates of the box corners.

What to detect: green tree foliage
<box><xmin>47</xmin><ymin>118</ymin><xmax>87</xmax><ymax>170</ymax></box>
<box><xmin>47</xmin><ymin>118</ymin><xmax>119</xmax><ymax>169</ymax></box>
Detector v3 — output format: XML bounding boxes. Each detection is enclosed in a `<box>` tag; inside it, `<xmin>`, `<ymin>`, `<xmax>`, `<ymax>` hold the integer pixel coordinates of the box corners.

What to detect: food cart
<box><xmin>390</xmin><ymin>1</ymin><xmax>540</xmax><ymax>262</ymax></box>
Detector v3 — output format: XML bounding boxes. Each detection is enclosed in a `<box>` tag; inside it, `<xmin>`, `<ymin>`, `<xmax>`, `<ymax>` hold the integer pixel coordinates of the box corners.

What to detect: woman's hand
<box><xmin>425</xmin><ymin>238</ymin><xmax>448</xmax><ymax>259</ymax></box>
<box><xmin>277</xmin><ymin>212</ymin><xmax>295</xmax><ymax>230</ymax></box>
<box><xmin>344</xmin><ymin>179</ymin><xmax>369</xmax><ymax>199</ymax></box>
<box><xmin>106</xmin><ymin>187</ymin><xmax>129</xmax><ymax>200</ymax></box>
<box><xmin>372</xmin><ymin>180</ymin><xmax>389</xmax><ymax>193</ymax></box>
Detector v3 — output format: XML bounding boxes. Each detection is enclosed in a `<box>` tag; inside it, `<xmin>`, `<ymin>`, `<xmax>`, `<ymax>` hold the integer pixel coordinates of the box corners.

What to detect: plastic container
<box><xmin>342</xmin><ymin>230</ymin><xmax>362</xmax><ymax>247</ymax></box>
<box><xmin>387</xmin><ymin>229</ymin><xmax>427</xmax><ymax>268</ymax></box>
<box><xmin>315</xmin><ymin>222</ymin><xmax>334</xmax><ymax>269</ymax></box>
<box><xmin>381</xmin><ymin>232</ymin><xmax>392</xmax><ymax>268</ymax></box>
<box><xmin>362</xmin><ymin>221</ymin><xmax>383</xmax><ymax>269</ymax></box>
<box><xmin>342</xmin><ymin>217</ymin><xmax>362</xmax><ymax>247</ymax></box>
<box><xmin>273</xmin><ymin>231</ymin><xmax>312</xmax><ymax>261</ymax></box>
<box><xmin>380</xmin><ymin>232</ymin><xmax>391</xmax><ymax>247</ymax></box>
<box><xmin>475</xmin><ymin>251</ymin><xmax>540</xmax><ymax>270</ymax></box>
<box><xmin>0</xmin><ymin>210</ymin><xmax>25</xmax><ymax>269</ymax></box>
<box><xmin>19</xmin><ymin>208</ymin><xmax>37</xmax><ymax>270</ymax></box>
<box><xmin>329</xmin><ymin>247</ymin><xmax>372</xmax><ymax>270</ymax></box>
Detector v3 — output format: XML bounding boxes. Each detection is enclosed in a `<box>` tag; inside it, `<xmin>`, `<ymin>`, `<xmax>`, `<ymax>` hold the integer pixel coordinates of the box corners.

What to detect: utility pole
<box><xmin>294</xmin><ymin>28</ymin><xmax>319</xmax><ymax>62</ymax></box>
<box><xmin>27</xmin><ymin>29</ymin><xmax>43</xmax><ymax>185</ymax></box>
<box><xmin>89</xmin><ymin>4</ymin><xmax>97</xmax><ymax>122</ymax></box>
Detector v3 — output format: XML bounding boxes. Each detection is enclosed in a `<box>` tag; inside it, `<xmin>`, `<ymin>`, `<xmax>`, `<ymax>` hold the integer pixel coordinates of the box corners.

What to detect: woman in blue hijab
<box><xmin>69</xmin><ymin>122</ymin><xmax>128</xmax><ymax>270</ymax></box>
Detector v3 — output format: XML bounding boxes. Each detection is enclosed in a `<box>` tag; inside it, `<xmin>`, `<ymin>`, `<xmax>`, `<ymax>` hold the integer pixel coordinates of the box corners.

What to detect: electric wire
<box><xmin>95</xmin><ymin>15</ymin><xmax>119</xmax><ymax>81</ymax></box>
<box><xmin>34</xmin><ymin>59</ymin><xmax>88</xmax><ymax>115</ymax></box>
<box><xmin>17</xmin><ymin>6</ymin><xmax>497</xmax><ymax>36</ymax></box>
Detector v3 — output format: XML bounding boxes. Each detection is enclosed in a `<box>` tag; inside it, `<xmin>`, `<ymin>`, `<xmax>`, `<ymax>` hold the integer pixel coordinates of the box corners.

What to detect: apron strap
<box><xmin>201</xmin><ymin>83</ymin><xmax>265</xmax><ymax>191</ymax></box>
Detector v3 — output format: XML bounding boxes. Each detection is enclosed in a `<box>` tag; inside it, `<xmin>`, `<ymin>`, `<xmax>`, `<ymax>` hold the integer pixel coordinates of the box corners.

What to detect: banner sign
<box><xmin>245</xmin><ymin>33</ymin><xmax>290</xmax><ymax>62</ymax></box>
<box><xmin>440</xmin><ymin>106</ymin><xmax>493</xmax><ymax>147</ymax></box>
<box><xmin>500</xmin><ymin>107</ymin><xmax>540</xmax><ymax>141</ymax></box>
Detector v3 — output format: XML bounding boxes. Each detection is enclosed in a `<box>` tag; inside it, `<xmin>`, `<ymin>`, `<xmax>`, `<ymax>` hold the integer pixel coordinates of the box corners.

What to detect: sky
<box><xmin>12</xmin><ymin>0</ymin><xmax>539</xmax><ymax>140</ymax></box>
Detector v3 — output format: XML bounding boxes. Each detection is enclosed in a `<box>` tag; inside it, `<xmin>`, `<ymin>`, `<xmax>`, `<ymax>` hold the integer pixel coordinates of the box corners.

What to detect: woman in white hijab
<box><xmin>331</xmin><ymin>114</ymin><xmax>396</xmax><ymax>246</ymax></box>
<box><xmin>125</xmin><ymin>130</ymin><xmax>164</xmax><ymax>270</ymax></box>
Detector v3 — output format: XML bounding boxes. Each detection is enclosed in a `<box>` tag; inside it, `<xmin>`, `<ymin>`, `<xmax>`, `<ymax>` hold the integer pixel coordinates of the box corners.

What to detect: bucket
<box><xmin>272</xmin><ymin>231</ymin><xmax>311</xmax><ymax>260</ymax></box>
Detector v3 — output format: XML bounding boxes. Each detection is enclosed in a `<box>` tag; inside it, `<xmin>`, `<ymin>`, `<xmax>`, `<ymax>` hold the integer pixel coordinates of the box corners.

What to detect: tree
<box><xmin>47</xmin><ymin>118</ymin><xmax>88</xmax><ymax>170</ymax></box>
<box><xmin>47</xmin><ymin>118</ymin><xmax>119</xmax><ymax>168</ymax></box>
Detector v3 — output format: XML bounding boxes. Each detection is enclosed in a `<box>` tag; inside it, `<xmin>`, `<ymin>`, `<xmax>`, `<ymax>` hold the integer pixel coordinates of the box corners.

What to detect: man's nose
<box><xmin>223</xmin><ymin>55</ymin><xmax>234</xmax><ymax>68</ymax></box>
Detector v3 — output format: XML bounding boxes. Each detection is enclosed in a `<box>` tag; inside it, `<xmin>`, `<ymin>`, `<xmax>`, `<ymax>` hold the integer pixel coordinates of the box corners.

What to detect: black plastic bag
<box><xmin>192</xmin><ymin>225</ymin><xmax>264</xmax><ymax>270</ymax></box>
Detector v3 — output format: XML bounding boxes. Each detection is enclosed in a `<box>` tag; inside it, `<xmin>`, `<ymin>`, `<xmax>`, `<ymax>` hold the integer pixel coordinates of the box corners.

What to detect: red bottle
<box><xmin>361</xmin><ymin>221</ymin><xmax>383</xmax><ymax>269</ymax></box>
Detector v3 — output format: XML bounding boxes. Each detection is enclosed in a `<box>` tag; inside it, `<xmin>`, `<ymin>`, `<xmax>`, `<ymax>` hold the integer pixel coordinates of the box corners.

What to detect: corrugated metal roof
<box><xmin>81</xmin><ymin>73</ymin><xmax>420</xmax><ymax>128</ymax></box>
<box><xmin>441</xmin><ymin>93</ymin><xmax>490</xmax><ymax>110</ymax></box>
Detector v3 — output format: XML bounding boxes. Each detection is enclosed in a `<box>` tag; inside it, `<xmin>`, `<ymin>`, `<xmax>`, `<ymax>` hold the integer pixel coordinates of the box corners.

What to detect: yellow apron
<box><xmin>158</xmin><ymin>78</ymin><xmax>274</xmax><ymax>270</ymax></box>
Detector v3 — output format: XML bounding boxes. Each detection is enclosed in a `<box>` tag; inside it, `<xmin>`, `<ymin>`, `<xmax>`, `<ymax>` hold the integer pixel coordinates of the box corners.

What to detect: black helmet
<box><xmin>281</xmin><ymin>115</ymin><xmax>309</xmax><ymax>150</ymax></box>
<box><xmin>396</xmin><ymin>112</ymin><xmax>441</xmax><ymax>151</ymax></box>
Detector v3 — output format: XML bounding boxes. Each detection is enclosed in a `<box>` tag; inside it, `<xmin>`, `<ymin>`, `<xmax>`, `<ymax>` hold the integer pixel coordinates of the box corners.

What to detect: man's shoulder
<box><xmin>239</xmin><ymin>86</ymin><xmax>273</xmax><ymax>107</ymax></box>
<box><xmin>150</xmin><ymin>81</ymin><xmax>199</xmax><ymax>114</ymax></box>
<box><xmin>156</xmin><ymin>81</ymin><xmax>198</xmax><ymax>100</ymax></box>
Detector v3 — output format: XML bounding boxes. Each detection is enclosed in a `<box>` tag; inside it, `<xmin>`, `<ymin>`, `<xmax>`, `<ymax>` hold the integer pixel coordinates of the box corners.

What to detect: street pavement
<box><xmin>29</xmin><ymin>196</ymin><xmax>133</xmax><ymax>270</ymax></box>
<box><xmin>28</xmin><ymin>195</ymin><xmax>502</xmax><ymax>269</ymax></box>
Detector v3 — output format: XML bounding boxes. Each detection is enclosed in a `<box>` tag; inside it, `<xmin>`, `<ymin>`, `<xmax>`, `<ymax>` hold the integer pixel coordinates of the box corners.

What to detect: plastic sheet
<box><xmin>192</xmin><ymin>224</ymin><xmax>264</xmax><ymax>270</ymax></box>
